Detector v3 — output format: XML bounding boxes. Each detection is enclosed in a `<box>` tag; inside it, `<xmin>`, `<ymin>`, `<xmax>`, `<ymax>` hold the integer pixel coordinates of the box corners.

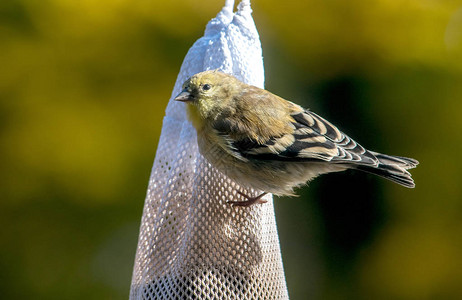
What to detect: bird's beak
<box><xmin>174</xmin><ymin>89</ymin><xmax>193</xmax><ymax>102</ymax></box>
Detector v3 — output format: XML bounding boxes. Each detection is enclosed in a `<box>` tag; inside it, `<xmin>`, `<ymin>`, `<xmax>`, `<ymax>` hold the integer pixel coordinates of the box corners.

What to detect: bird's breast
<box><xmin>186</xmin><ymin>104</ymin><xmax>204</xmax><ymax>131</ymax></box>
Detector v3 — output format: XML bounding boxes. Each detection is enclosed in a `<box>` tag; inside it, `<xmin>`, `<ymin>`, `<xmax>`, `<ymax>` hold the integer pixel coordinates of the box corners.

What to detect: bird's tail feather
<box><xmin>369</xmin><ymin>151</ymin><xmax>419</xmax><ymax>170</ymax></box>
<box><xmin>355</xmin><ymin>152</ymin><xmax>419</xmax><ymax>188</ymax></box>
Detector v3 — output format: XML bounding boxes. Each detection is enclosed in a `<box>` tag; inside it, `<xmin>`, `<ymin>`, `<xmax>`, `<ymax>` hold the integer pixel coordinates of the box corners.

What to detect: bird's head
<box><xmin>174</xmin><ymin>70</ymin><xmax>240</xmax><ymax>121</ymax></box>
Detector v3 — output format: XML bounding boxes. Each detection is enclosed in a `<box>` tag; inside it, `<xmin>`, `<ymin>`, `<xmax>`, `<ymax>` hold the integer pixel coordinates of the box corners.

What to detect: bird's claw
<box><xmin>227</xmin><ymin>191</ymin><xmax>268</xmax><ymax>207</ymax></box>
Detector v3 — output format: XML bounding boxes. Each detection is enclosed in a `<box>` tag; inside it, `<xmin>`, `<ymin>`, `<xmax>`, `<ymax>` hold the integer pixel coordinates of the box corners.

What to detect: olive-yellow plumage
<box><xmin>174</xmin><ymin>70</ymin><xmax>418</xmax><ymax>206</ymax></box>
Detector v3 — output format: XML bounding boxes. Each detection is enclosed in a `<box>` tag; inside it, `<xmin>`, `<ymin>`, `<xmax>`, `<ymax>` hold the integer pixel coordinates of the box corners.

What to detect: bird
<box><xmin>174</xmin><ymin>70</ymin><xmax>418</xmax><ymax>207</ymax></box>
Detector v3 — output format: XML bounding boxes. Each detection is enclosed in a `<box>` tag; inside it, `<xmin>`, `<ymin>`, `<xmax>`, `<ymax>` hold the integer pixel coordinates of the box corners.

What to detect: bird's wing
<box><xmin>228</xmin><ymin>109</ymin><xmax>380</xmax><ymax>166</ymax></box>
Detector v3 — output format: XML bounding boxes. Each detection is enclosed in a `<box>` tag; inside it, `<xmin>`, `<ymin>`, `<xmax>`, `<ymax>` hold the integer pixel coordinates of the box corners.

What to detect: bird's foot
<box><xmin>227</xmin><ymin>191</ymin><xmax>268</xmax><ymax>207</ymax></box>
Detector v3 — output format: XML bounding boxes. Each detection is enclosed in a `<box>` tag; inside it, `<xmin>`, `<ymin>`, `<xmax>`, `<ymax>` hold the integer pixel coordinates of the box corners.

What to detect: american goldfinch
<box><xmin>175</xmin><ymin>70</ymin><xmax>418</xmax><ymax>206</ymax></box>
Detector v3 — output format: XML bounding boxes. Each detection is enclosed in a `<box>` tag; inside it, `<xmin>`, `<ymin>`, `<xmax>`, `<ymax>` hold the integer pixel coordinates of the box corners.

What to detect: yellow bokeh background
<box><xmin>1</xmin><ymin>0</ymin><xmax>461</xmax><ymax>299</ymax></box>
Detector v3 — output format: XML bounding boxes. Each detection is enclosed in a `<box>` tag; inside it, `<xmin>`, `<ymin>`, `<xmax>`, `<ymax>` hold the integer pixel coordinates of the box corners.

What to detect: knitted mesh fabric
<box><xmin>130</xmin><ymin>1</ymin><xmax>289</xmax><ymax>299</ymax></box>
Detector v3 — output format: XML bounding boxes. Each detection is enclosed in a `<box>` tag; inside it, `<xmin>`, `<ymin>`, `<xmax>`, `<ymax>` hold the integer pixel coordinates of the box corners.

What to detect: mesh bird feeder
<box><xmin>130</xmin><ymin>1</ymin><xmax>289</xmax><ymax>298</ymax></box>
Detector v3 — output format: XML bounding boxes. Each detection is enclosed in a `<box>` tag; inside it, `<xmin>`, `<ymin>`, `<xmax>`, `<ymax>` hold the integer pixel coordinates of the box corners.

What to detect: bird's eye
<box><xmin>202</xmin><ymin>84</ymin><xmax>211</xmax><ymax>91</ymax></box>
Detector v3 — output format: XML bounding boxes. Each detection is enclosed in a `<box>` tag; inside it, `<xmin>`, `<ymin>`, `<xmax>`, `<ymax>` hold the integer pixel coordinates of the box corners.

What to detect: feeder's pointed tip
<box><xmin>237</xmin><ymin>0</ymin><xmax>252</xmax><ymax>15</ymax></box>
<box><xmin>224</xmin><ymin>0</ymin><xmax>235</xmax><ymax>11</ymax></box>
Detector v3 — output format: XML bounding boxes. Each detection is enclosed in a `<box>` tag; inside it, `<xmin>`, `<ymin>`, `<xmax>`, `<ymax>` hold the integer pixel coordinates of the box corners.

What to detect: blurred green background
<box><xmin>1</xmin><ymin>0</ymin><xmax>461</xmax><ymax>299</ymax></box>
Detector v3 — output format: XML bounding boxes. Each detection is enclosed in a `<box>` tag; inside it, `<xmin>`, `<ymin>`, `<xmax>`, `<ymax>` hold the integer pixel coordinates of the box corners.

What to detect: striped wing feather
<box><xmin>235</xmin><ymin>110</ymin><xmax>380</xmax><ymax>167</ymax></box>
<box><xmin>228</xmin><ymin>109</ymin><xmax>418</xmax><ymax>188</ymax></box>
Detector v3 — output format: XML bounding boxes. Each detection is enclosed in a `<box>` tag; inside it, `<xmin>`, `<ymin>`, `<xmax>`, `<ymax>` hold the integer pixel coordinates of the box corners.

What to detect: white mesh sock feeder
<box><xmin>130</xmin><ymin>1</ymin><xmax>289</xmax><ymax>299</ymax></box>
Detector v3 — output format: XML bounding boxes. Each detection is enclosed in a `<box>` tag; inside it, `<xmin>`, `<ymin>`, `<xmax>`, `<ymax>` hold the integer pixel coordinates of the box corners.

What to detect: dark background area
<box><xmin>1</xmin><ymin>0</ymin><xmax>461</xmax><ymax>299</ymax></box>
